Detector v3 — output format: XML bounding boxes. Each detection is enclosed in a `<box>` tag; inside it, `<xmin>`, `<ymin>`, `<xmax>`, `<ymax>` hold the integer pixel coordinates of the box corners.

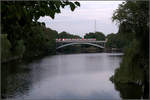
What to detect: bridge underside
<box><xmin>56</xmin><ymin>42</ymin><xmax>105</xmax><ymax>50</ymax></box>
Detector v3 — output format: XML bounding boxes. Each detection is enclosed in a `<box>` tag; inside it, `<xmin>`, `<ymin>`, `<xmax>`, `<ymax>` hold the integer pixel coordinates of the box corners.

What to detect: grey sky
<box><xmin>38</xmin><ymin>1</ymin><xmax>123</xmax><ymax>37</ymax></box>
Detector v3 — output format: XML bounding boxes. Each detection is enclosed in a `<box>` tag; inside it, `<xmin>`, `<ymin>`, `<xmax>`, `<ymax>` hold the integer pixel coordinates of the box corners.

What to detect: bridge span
<box><xmin>56</xmin><ymin>38</ymin><xmax>107</xmax><ymax>49</ymax></box>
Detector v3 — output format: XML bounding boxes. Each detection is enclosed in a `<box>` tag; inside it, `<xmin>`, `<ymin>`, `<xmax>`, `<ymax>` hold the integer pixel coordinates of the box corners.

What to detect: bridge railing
<box><xmin>56</xmin><ymin>38</ymin><xmax>96</xmax><ymax>41</ymax></box>
<box><xmin>56</xmin><ymin>38</ymin><xmax>107</xmax><ymax>43</ymax></box>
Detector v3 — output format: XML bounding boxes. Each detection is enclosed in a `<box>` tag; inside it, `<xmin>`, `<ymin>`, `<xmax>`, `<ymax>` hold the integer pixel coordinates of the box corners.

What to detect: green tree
<box><xmin>106</xmin><ymin>33</ymin><xmax>130</xmax><ymax>49</ymax></box>
<box><xmin>1</xmin><ymin>34</ymin><xmax>12</xmax><ymax>62</ymax></box>
<box><xmin>43</xmin><ymin>28</ymin><xmax>58</xmax><ymax>54</ymax></box>
<box><xmin>1</xmin><ymin>0</ymin><xmax>80</xmax><ymax>51</ymax></box>
<box><xmin>1</xmin><ymin>0</ymin><xmax>80</xmax><ymax>59</ymax></box>
<box><xmin>23</xmin><ymin>23</ymin><xmax>59</xmax><ymax>58</ymax></box>
<box><xmin>84</xmin><ymin>32</ymin><xmax>105</xmax><ymax>40</ymax></box>
<box><xmin>106</xmin><ymin>33</ymin><xmax>118</xmax><ymax>48</ymax></box>
<box><xmin>58</xmin><ymin>31</ymin><xmax>81</xmax><ymax>39</ymax></box>
<box><xmin>111</xmin><ymin>1</ymin><xmax>149</xmax><ymax>98</ymax></box>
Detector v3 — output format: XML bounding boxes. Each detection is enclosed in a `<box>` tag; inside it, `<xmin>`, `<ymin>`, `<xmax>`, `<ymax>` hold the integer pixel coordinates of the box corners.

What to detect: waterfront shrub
<box><xmin>1</xmin><ymin>34</ymin><xmax>12</xmax><ymax>62</ymax></box>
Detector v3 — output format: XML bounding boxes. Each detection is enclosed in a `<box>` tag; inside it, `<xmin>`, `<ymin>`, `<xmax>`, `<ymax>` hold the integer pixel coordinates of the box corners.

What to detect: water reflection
<box><xmin>2</xmin><ymin>53</ymin><xmax>123</xmax><ymax>99</ymax></box>
<box><xmin>1</xmin><ymin>61</ymin><xmax>32</xmax><ymax>98</ymax></box>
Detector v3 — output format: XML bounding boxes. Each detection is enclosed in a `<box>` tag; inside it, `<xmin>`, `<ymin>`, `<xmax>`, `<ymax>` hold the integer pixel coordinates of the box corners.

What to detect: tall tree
<box><xmin>84</xmin><ymin>32</ymin><xmax>105</xmax><ymax>40</ymax></box>
<box><xmin>58</xmin><ymin>31</ymin><xmax>81</xmax><ymax>39</ymax></box>
<box><xmin>111</xmin><ymin>1</ymin><xmax>149</xmax><ymax>98</ymax></box>
<box><xmin>1</xmin><ymin>0</ymin><xmax>80</xmax><ymax>51</ymax></box>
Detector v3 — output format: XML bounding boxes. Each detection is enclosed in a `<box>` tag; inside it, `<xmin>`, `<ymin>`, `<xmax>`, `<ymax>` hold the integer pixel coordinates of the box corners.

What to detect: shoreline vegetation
<box><xmin>1</xmin><ymin>32</ymin><xmax>124</xmax><ymax>63</ymax></box>
<box><xmin>109</xmin><ymin>1</ymin><xmax>149</xmax><ymax>99</ymax></box>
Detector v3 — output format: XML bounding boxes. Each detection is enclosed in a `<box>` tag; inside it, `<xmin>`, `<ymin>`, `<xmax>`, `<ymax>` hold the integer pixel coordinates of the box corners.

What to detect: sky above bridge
<box><xmin>38</xmin><ymin>1</ymin><xmax>123</xmax><ymax>37</ymax></box>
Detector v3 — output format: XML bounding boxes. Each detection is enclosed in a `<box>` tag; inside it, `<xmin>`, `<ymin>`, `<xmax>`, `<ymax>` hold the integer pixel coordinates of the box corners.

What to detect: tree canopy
<box><xmin>111</xmin><ymin>1</ymin><xmax>149</xmax><ymax>98</ymax></box>
<box><xmin>1</xmin><ymin>0</ymin><xmax>80</xmax><ymax>60</ymax></box>
<box><xmin>84</xmin><ymin>32</ymin><xmax>105</xmax><ymax>40</ymax></box>
<box><xmin>1</xmin><ymin>0</ymin><xmax>80</xmax><ymax>50</ymax></box>
<box><xmin>58</xmin><ymin>31</ymin><xmax>81</xmax><ymax>39</ymax></box>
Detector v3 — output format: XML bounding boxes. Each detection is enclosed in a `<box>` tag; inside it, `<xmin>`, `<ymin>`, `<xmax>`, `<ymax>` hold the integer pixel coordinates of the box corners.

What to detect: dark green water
<box><xmin>2</xmin><ymin>53</ymin><xmax>143</xmax><ymax>99</ymax></box>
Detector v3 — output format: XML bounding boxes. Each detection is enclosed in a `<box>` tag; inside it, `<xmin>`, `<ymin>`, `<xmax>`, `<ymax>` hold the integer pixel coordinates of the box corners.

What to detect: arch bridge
<box><xmin>56</xmin><ymin>38</ymin><xmax>107</xmax><ymax>50</ymax></box>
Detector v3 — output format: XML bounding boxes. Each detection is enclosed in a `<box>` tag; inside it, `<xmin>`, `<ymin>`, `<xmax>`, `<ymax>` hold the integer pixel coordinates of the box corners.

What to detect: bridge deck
<box><xmin>56</xmin><ymin>39</ymin><xmax>107</xmax><ymax>49</ymax></box>
<box><xmin>56</xmin><ymin>40</ymin><xmax>106</xmax><ymax>43</ymax></box>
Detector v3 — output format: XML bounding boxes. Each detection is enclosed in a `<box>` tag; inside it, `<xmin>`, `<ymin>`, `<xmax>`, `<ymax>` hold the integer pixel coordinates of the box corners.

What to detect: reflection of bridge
<box><xmin>56</xmin><ymin>38</ymin><xmax>107</xmax><ymax>49</ymax></box>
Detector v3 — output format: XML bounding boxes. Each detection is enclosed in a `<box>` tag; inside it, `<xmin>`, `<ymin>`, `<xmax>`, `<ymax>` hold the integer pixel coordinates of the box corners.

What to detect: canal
<box><xmin>2</xmin><ymin>53</ymin><xmax>123</xmax><ymax>99</ymax></box>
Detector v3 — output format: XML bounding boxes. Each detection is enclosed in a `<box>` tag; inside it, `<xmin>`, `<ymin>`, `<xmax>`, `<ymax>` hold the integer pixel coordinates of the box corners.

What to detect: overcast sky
<box><xmin>38</xmin><ymin>1</ymin><xmax>123</xmax><ymax>37</ymax></box>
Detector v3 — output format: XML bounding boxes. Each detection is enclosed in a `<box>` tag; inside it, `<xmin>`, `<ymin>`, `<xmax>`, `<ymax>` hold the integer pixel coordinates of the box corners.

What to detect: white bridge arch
<box><xmin>56</xmin><ymin>42</ymin><xmax>105</xmax><ymax>50</ymax></box>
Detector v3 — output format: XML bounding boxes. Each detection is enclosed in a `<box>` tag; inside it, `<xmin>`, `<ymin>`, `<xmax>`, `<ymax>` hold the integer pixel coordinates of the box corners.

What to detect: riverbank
<box><xmin>1</xmin><ymin>56</ymin><xmax>21</xmax><ymax>63</ymax></box>
<box><xmin>2</xmin><ymin>49</ymin><xmax>123</xmax><ymax>64</ymax></box>
<box><xmin>1</xmin><ymin>33</ymin><xmax>57</xmax><ymax>64</ymax></box>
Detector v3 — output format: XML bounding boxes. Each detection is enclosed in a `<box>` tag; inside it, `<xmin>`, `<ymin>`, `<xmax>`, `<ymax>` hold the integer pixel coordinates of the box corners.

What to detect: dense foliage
<box><xmin>23</xmin><ymin>24</ymin><xmax>58</xmax><ymax>58</ymax></box>
<box><xmin>105</xmin><ymin>33</ymin><xmax>130</xmax><ymax>49</ymax></box>
<box><xmin>1</xmin><ymin>0</ymin><xmax>80</xmax><ymax>62</ymax></box>
<box><xmin>84</xmin><ymin>32</ymin><xmax>105</xmax><ymax>40</ymax></box>
<box><xmin>57</xmin><ymin>31</ymin><xmax>81</xmax><ymax>39</ymax></box>
<box><xmin>1</xmin><ymin>34</ymin><xmax>12</xmax><ymax>61</ymax></box>
<box><xmin>110</xmin><ymin>1</ymin><xmax>149</xmax><ymax>98</ymax></box>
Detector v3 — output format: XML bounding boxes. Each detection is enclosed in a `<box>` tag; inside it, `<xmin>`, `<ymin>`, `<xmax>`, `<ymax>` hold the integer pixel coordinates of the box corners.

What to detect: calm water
<box><xmin>2</xmin><ymin>53</ymin><xmax>123</xmax><ymax>99</ymax></box>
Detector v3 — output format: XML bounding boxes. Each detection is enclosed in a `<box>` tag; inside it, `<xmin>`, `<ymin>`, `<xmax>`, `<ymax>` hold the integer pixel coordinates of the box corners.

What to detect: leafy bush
<box><xmin>13</xmin><ymin>40</ymin><xmax>25</xmax><ymax>57</ymax></box>
<box><xmin>1</xmin><ymin>34</ymin><xmax>12</xmax><ymax>61</ymax></box>
<box><xmin>113</xmin><ymin>39</ymin><xmax>145</xmax><ymax>84</ymax></box>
